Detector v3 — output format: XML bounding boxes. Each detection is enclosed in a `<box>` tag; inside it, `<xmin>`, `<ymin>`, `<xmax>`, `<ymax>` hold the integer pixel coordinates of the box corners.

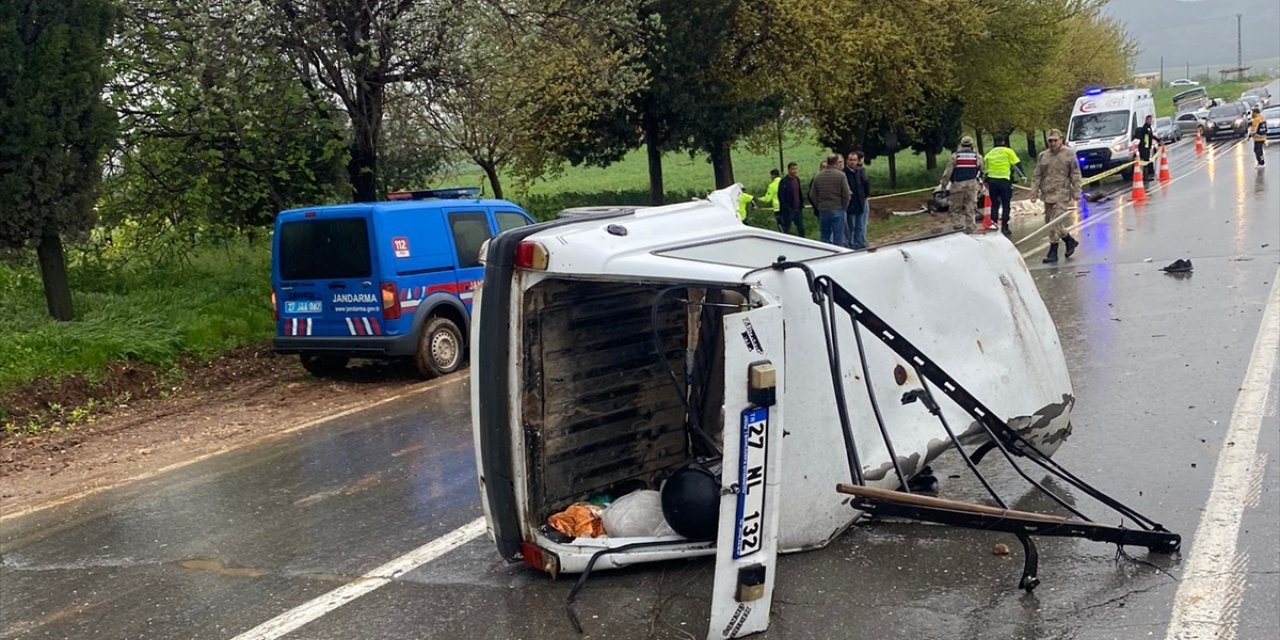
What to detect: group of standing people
<box><xmin>756</xmin><ymin>151</ymin><xmax>871</xmax><ymax>248</ymax></box>
<box><xmin>937</xmin><ymin>130</ymin><xmax>1081</xmax><ymax>264</ymax></box>
<box><xmin>750</xmin><ymin>127</ymin><xmax>1087</xmax><ymax>265</ymax></box>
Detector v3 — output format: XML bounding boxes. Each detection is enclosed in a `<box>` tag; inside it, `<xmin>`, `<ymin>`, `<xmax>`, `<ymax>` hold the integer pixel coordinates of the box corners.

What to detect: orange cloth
<box><xmin>548</xmin><ymin>503</ymin><xmax>606</xmax><ymax>538</ymax></box>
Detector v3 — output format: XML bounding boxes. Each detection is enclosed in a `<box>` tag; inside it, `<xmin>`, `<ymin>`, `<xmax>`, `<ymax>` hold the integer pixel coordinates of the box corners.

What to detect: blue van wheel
<box><xmin>415</xmin><ymin>316</ymin><xmax>464</xmax><ymax>378</ymax></box>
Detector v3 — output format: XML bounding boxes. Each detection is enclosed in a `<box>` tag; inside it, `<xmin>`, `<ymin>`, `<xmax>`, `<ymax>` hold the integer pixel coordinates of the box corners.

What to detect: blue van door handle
<box><xmin>361</xmin><ymin>281</ymin><xmax>372</xmax><ymax>288</ymax></box>
<box><xmin>329</xmin><ymin>282</ymin><xmax>346</xmax><ymax>289</ymax></box>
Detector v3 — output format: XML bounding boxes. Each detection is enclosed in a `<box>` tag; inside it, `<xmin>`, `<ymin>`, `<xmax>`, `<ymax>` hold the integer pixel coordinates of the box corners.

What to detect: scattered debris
<box><xmin>1143</xmin><ymin>258</ymin><xmax>1153</xmax><ymax>263</ymax></box>
<box><xmin>1161</xmin><ymin>259</ymin><xmax>1193</xmax><ymax>273</ymax></box>
<box><xmin>993</xmin><ymin>543</ymin><xmax>1011</xmax><ymax>556</ymax></box>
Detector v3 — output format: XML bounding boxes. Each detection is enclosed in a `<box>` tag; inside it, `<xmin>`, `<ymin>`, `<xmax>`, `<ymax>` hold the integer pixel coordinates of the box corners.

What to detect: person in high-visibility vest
<box><xmin>1250</xmin><ymin>106</ymin><xmax>1268</xmax><ymax>167</ymax></box>
<box><xmin>983</xmin><ymin>134</ymin><xmax>1026</xmax><ymax>236</ymax></box>
<box><xmin>737</xmin><ymin>191</ymin><xmax>754</xmax><ymax>220</ymax></box>
<box><xmin>755</xmin><ymin>169</ymin><xmax>781</xmax><ymax>228</ymax></box>
<box><xmin>1136</xmin><ymin>115</ymin><xmax>1160</xmax><ymax>180</ymax></box>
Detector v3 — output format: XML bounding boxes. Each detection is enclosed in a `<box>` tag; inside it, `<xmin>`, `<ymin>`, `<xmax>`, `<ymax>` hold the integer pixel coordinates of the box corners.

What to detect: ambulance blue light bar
<box><xmin>386</xmin><ymin>187</ymin><xmax>482</xmax><ymax>201</ymax></box>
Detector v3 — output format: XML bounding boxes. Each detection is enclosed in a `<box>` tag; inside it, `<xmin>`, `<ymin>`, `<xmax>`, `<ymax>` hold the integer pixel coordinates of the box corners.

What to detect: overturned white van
<box><xmin>470</xmin><ymin>186</ymin><xmax>1179</xmax><ymax>639</ymax></box>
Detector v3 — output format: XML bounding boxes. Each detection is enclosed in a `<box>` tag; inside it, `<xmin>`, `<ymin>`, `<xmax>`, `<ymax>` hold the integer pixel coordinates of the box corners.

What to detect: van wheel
<box><xmin>300</xmin><ymin>355</ymin><xmax>348</xmax><ymax>377</ymax></box>
<box><xmin>415</xmin><ymin>316</ymin><xmax>464</xmax><ymax>378</ymax></box>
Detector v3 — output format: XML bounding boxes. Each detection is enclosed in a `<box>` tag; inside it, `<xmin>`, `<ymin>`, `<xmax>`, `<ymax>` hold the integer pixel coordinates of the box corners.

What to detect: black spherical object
<box><xmin>661</xmin><ymin>465</ymin><xmax>721</xmax><ymax>540</ymax></box>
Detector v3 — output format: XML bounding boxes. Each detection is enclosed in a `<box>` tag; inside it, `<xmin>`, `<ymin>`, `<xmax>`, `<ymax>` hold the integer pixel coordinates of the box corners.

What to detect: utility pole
<box><xmin>1160</xmin><ymin>56</ymin><xmax>1164</xmax><ymax>88</ymax></box>
<box><xmin>1186</xmin><ymin>61</ymin><xmax>1190</xmax><ymax>80</ymax></box>
<box><xmin>1236</xmin><ymin>13</ymin><xmax>1244</xmax><ymax>81</ymax></box>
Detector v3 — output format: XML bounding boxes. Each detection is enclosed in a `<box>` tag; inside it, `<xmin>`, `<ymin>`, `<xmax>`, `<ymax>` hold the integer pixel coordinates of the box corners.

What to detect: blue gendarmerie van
<box><xmin>271</xmin><ymin>188</ymin><xmax>534</xmax><ymax>378</ymax></box>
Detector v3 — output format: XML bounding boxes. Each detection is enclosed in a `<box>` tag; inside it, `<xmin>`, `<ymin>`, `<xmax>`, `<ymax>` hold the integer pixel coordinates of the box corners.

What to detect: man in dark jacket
<box><xmin>1136</xmin><ymin>115</ymin><xmax>1160</xmax><ymax>180</ymax></box>
<box><xmin>777</xmin><ymin>162</ymin><xmax>806</xmax><ymax>237</ymax></box>
<box><xmin>842</xmin><ymin>151</ymin><xmax>871</xmax><ymax>249</ymax></box>
<box><xmin>809</xmin><ymin>153</ymin><xmax>852</xmax><ymax>246</ymax></box>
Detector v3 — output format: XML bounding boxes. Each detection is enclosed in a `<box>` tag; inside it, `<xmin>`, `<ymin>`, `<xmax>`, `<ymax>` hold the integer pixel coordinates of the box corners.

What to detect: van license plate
<box><xmin>1084</xmin><ymin>163</ymin><xmax>1102</xmax><ymax>171</ymax></box>
<box><xmin>734</xmin><ymin>406</ymin><xmax>769</xmax><ymax>559</ymax></box>
<box><xmin>285</xmin><ymin>300</ymin><xmax>323</xmax><ymax>314</ymax></box>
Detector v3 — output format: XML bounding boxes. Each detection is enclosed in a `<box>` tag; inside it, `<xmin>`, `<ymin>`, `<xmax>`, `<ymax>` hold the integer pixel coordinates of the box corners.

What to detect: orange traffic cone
<box><xmin>1131</xmin><ymin>160</ymin><xmax>1147</xmax><ymax>201</ymax></box>
<box><xmin>1158</xmin><ymin>151</ymin><xmax>1171</xmax><ymax>182</ymax></box>
<box><xmin>982</xmin><ymin>189</ymin><xmax>994</xmax><ymax>229</ymax></box>
<box><xmin>1194</xmin><ymin>129</ymin><xmax>1204</xmax><ymax>154</ymax></box>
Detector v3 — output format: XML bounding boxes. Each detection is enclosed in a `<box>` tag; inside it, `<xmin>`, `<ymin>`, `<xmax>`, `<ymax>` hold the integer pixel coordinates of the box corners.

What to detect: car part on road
<box><xmin>774</xmin><ymin>261</ymin><xmax>1182</xmax><ymax>592</ymax></box>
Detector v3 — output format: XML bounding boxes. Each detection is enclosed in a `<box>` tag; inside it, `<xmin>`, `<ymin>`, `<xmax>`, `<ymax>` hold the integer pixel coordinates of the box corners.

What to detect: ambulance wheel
<box><xmin>415</xmin><ymin>316</ymin><xmax>463</xmax><ymax>378</ymax></box>
<box><xmin>300</xmin><ymin>355</ymin><xmax>348</xmax><ymax>377</ymax></box>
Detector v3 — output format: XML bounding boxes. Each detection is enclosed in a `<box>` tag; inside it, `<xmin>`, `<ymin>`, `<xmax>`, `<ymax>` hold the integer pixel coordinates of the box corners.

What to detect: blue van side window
<box><xmin>495</xmin><ymin>211</ymin><xmax>531</xmax><ymax>233</ymax></box>
<box><xmin>448</xmin><ymin>211</ymin><xmax>491</xmax><ymax>269</ymax></box>
<box><xmin>279</xmin><ymin>218</ymin><xmax>371</xmax><ymax>280</ymax></box>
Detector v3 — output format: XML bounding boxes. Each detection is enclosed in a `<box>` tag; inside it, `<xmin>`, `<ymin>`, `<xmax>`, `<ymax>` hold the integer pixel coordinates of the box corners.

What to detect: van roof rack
<box><xmin>386</xmin><ymin>187</ymin><xmax>483</xmax><ymax>201</ymax></box>
<box><xmin>555</xmin><ymin>206</ymin><xmax>644</xmax><ymax>219</ymax></box>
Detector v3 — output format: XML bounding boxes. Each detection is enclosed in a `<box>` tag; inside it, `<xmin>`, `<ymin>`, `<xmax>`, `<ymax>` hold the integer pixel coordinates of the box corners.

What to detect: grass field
<box><xmin>0</xmin><ymin>242</ymin><xmax>275</xmax><ymax>401</ymax></box>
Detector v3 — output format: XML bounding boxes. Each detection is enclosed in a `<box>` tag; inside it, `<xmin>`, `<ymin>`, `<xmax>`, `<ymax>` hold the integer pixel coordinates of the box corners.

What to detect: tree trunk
<box><xmin>37</xmin><ymin>232</ymin><xmax>74</xmax><ymax>322</ymax></box>
<box><xmin>887</xmin><ymin>150</ymin><xmax>898</xmax><ymax>189</ymax></box>
<box><xmin>925</xmin><ymin>149</ymin><xmax>938</xmax><ymax>170</ymax></box>
<box><xmin>480</xmin><ymin>162</ymin><xmax>504</xmax><ymax>200</ymax></box>
<box><xmin>1026</xmin><ymin>131</ymin><xmax>1038</xmax><ymax>158</ymax></box>
<box><xmin>710</xmin><ymin>140</ymin><xmax>735</xmax><ymax>189</ymax></box>
<box><xmin>975</xmin><ymin>129</ymin><xmax>986</xmax><ymax>156</ymax></box>
<box><xmin>643</xmin><ymin>110</ymin><xmax>664</xmax><ymax>206</ymax></box>
<box><xmin>348</xmin><ymin>77</ymin><xmax>383</xmax><ymax>203</ymax></box>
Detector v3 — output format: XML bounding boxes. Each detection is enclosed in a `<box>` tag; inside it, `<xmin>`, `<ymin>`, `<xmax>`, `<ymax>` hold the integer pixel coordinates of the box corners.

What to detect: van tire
<box><xmin>300</xmin><ymin>355</ymin><xmax>348</xmax><ymax>377</ymax></box>
<box><xmin>415</xmin><ymin>316</ymin><xmax>464</xmax><ymax>379</ymax></box>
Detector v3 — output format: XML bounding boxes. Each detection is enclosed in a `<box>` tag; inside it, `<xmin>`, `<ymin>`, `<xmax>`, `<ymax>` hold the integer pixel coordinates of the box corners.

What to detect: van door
<box><xmin>277</xmin><ymin>214</ymin><xmax>380</xmax><ymax>337</ymax></box>
<box><xmin>708</xmin><ymin>303</ymin><xmax>784</xmax><ymax>640</ymax></box>
<box><xmin>446</xmin><ymin>210</ymin><xmax>493</xmax><ymax>310</ymax></box>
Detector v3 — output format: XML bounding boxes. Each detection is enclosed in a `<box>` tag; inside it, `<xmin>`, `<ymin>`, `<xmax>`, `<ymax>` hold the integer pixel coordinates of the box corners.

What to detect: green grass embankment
<box><xmin>0</xmin><ymin>241</ymin><xmax>274</xmax><ymax>401</ymax></box>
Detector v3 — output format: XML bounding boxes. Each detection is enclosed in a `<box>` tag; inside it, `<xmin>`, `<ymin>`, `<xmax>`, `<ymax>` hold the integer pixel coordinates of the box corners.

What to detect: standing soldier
<box><xmin>983</xmin><ymin>134</ymin><xmax>1026</xmax><ymax>236</ymax></box>
<box><xmin>939</xmin><ymin>136</ymin><xmax>984</xmax><ymax>232</ymax></box>
<box><xmin>1030</xmin><ymin>129</ymin><xmax>1082</xmax><ymax>264</ymax></box>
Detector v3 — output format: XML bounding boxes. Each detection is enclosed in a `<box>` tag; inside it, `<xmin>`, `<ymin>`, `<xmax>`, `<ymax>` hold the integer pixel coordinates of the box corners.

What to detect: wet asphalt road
<box><xmin>2</xmin><ymin>138</ymin><xmax>1278</xmax><ymax>640</ymax></box>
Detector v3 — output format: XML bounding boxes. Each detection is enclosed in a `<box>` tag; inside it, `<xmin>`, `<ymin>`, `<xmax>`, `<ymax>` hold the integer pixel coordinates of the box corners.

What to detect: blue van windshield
<box><xmin>279</xmin><ymin>218</ymin><xmax>372</xmax><ymax>280</ymax></box>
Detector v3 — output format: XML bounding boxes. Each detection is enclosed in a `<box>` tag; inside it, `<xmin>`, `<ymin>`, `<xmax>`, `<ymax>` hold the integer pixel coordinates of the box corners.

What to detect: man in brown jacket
<box><xmin>809</xmin><ymin>153</ymin><xmax>852</xmax><ymax>246</ymax></box>
<box><xmin>1030</xmin><ymin>129</ymin><xmax>1082</xmax><ymax>263</ymax></box>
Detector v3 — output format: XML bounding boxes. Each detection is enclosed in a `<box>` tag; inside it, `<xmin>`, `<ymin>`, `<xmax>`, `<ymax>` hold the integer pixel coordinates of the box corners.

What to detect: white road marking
<box><xmin>1164</xmin><ymin>267</ymin><xmax>1279</xmax><ymax>640</ymax></box>
<box><xmin>0</xmin><ymin>375</ymin><xmax>464</xmax><ymax>523</ymax></box>
<box><xmin>230</xmin><ymin>517</ymin><xmax>486</xmax><ymax>640</ymax></box>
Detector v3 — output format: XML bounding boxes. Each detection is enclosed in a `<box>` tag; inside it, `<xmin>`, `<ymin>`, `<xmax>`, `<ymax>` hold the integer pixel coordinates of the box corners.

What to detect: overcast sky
<box><xmin>1104</xmin><ymin>0</ymin><xmax>1280</xmax><ymax>73</ymax></box>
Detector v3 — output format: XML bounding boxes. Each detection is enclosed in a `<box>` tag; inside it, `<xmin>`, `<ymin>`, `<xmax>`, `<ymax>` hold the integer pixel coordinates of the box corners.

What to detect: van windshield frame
<box><xmin>1069</xmin><ymin>110</ymin><xmax>1129</xmax><ymax>142</ymax></box>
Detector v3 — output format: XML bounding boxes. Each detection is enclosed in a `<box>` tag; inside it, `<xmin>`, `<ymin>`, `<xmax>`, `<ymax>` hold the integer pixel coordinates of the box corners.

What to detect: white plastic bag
<box><xmin>600</xmin><ymin>490</ymin><xmax>678</xmax><ymax>538</ymax></box>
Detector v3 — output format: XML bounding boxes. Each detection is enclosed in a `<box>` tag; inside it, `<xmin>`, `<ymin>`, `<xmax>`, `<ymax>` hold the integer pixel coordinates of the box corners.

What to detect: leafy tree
<box><xmin>0</xmin><ymin>0</ymin><xmax>115</xmax><ymax>321</ymax></box>
<box><xmin>104</xmin><ymin>0</ymin><xmax>348</xmax><ymax>249</ymax></box>
<box><xmin>264</xmin><ymin>0</ymin><xmax>468</xmax><ymax>202</ymax></box>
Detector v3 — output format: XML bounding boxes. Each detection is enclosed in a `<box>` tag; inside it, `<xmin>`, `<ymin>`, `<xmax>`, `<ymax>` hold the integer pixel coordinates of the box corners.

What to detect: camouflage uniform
<box><xmin>1031</xmin><ymin>138</ymin><xmax>1082</xmax><ymax>243</ymax></box>
<box><xmin>940</xmin><ymin>138</ymin><xmax>985</xmax><ymax>233</ymax></box>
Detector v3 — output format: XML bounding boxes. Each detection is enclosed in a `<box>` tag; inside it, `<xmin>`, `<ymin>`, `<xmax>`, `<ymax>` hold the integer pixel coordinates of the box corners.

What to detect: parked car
<box><xmin>1203</xmin><ymin>102</ymin><xmax>1250</xmax><ymax>140</ymax></box>
<box><xmin>1241</xmin><ymin>87</ymin><xmax>1272</xmax><ymax>108</ymax></box>
<box><xmin>1175</xmin><ymin>111</ymin><xmax>1207</xmax><ymax>137</ymax></box>
<box><xmin>1154</xmin><ymin>116</ymin><xmax>1181</xmax><ymax>143</ymax></box>
<box><xmin>271</xmin><ymin>187</ymin><xmax>535</xmax><ymax>378</ymax></box>
<box><xmin>1264</xmin><ymin>105</ymin><xmax>1280</xmax><ymax>140</ymax></box>
<box><xmin>1169</xmin><ymin>78</ymin><xmax>1199</xmax><ymax>87</ymax></box>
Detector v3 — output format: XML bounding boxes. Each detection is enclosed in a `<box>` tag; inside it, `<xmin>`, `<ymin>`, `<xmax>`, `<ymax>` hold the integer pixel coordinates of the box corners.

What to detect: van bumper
<box><xmin>273</xmin><ymin>334</ymin><xmax>417</xmax><ymax>357</ymax></box>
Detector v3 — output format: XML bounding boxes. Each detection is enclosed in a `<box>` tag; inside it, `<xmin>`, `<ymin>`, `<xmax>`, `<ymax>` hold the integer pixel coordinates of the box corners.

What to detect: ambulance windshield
<box><xmin>1069</xmin><ymin>110</ymin><xmax>1129</xmax><ymax>142</ymax></box>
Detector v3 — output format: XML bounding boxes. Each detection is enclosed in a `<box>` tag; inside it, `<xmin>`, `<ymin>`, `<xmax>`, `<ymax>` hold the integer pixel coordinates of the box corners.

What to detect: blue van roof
<box><xmin>277</xmin><ymin>198</ymin><xmax>522</xmax><ymax>219</ymax></box>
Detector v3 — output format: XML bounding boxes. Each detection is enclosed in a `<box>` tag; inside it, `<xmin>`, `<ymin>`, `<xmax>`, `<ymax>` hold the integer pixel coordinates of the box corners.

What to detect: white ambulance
<box><xmin>469</xmin><ymin>187</ymin><xmax>1180</xmax><ymax>639</ymax></box>
<box><xmin>1067</xmin><ymin>86</ymin><xmax>1157</xmax><ymax>180</ymax></box>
